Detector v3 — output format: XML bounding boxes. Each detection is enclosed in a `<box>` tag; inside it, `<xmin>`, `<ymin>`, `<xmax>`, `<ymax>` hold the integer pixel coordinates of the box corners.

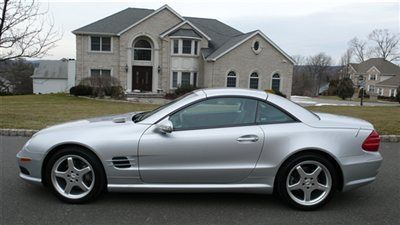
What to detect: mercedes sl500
<box><xmin>17</xmin><ymin>88</ymin><xmax>382</xmax><ymax>210</ymax></box>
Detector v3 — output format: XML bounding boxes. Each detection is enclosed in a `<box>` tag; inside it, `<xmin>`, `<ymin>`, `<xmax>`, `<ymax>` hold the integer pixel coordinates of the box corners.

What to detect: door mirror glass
<box><xmin>157</xmin><ymin>119</ymin><xmax>173</xmax><ymax>133</ymax></box>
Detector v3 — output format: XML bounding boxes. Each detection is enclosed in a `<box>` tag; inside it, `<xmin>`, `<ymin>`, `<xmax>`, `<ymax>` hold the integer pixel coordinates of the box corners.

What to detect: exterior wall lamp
<box><xmin>158</xmin><ymin>66</ymin><xmax>161</xmax><ymax>74</ymax></box>
<box><xmin>124</xmin><ymin>64</ymin><xmax>128</xmax><ymax>73</ymax></box>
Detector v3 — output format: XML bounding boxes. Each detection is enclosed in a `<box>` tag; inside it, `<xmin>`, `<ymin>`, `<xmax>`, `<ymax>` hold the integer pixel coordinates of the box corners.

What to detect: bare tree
<box><xmin>349</xmin><ymin>37</ymin><xmax>367</xmax><ymax>62</ymax></box>
<box><xmin>291</xmin><ymin>55</ymin><xmax>306</xmax><ymax>65</ymax></box>
<box><xmin>368</xmin><ymin>29</ymin><xmax>399</xmax><ymax>61</ymax></box>
<box><xmin>305</xmin><ymin>53</ymin><xmax>332</xmax><ymax>96</ymax></box>
<box><xmin>0</xmin><ymin>0</ymin><xmax>61</xmax><ymax>61</ymax></box>
<box><xmin>338</xmin><ymin>48</ymin><xmax>353</xmax><ymax>79</ymax></box>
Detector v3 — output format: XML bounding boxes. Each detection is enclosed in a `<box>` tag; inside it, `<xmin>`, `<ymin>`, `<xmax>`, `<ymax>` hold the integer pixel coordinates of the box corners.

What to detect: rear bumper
<box><xmin>340</xmin><ymin>151</ymin><xmax>382</xmax><ymax>191</ymax></box>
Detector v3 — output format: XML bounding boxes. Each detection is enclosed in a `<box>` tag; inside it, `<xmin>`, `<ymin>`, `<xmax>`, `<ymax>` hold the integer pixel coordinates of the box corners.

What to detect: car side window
<box><xmin>256</xmin><ymin>101</ymin><xmax>296</xmax><ymax>124</ymax></box>
<box><xmin>170</xmin><ymin>97</ymin><xmax>257</xmax><ymax>130</ymax></box>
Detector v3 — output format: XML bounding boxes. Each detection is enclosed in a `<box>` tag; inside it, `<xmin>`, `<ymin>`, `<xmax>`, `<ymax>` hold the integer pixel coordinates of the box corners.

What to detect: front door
<box><xmin>132</xmin><ymin>66</ymin><xmax>152</xmax><ymax>92</ymax></box>
<box><xmin>138</xmin><ymin>97</ymin><xmax>264</xmax><ymax>184</ymax></box>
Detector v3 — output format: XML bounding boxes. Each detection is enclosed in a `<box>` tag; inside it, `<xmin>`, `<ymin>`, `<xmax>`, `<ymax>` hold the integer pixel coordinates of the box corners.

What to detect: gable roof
<box><xmin>73</xmin><ymin>8</ymin><xmax>155</xmax><ymax>35</ymax></box>
<box><xmin>350</xmin><ymin>58</ymin><xmax>400</xmax><ymax>75</ymax></box>
<box><xmin>72</xmin><ymin>5</ymin><xmax>293</xmax><ymax>63</ymax></box>
<box><xmin>160</xmin><ymin>20</ymin><xmax>211</xmax><ymax>40</ymax></box>
<box><xmin>376</xmin><ymin>75</ymin><xmax>400</xmax><ymax>87</ymax></box>
<box><xmin>31</xmin><ymin>60</ymin><xmax>68</xmax><ymax>79</ymax></box>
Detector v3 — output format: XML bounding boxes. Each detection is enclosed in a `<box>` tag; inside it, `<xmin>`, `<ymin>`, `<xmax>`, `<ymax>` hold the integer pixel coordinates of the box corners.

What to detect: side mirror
<box><xmin>157</xmin><ymin>120</ymin><xmax>173</xmax><ymax>134</ymax></box>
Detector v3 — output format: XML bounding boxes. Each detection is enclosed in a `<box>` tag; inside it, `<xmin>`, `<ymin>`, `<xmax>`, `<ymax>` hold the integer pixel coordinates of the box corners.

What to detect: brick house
<box><xmin>72</xmin><ymin>5</ymin><xmax>294</xmax><ymax>96</ymax></box>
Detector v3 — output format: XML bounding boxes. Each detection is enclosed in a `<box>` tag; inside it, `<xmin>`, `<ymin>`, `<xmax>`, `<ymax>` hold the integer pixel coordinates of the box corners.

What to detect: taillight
<box><xmin>362</xmin><ymin>130</ymin><xmax>380</xmax><ymax>152</ymax></box>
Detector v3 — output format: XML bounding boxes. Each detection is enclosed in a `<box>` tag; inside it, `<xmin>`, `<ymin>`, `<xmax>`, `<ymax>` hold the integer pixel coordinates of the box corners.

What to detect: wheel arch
<box><xmin>273</xmin><ymin>148</ymin><xmax>344</xmax><ymax>192</ymax></box>
<box><xmin>41</xmin><ymin>143</ymin><xmax>106</xmax><ymax>186</ymax></box>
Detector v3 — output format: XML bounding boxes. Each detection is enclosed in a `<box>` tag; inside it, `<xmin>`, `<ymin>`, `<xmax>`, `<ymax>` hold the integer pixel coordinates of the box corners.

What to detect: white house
<box><xmin>32</xmin><ymin>59</ymin><xmax>76</xmax><ymax>94</ymax></box>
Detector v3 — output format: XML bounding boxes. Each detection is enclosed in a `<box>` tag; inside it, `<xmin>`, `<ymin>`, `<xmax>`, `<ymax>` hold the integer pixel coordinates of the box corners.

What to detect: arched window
<box><xmin>134</xmin><ymin>39</ymin><xmax>152</xmax><ymax>61</ymax></box>
<box><xmin>271</xmin><ymin>73</ymin><xmax>280</xmax><ymax>92</ymax></box>
<box><xmin>249</xmin><ymin>72</ymin><xmax>259</xmax><ymax>89</ymax></box>
<box><xmin>227</xmin><ymin>71</ymin><xmax>237</xmax><ymax>87</ymax></box>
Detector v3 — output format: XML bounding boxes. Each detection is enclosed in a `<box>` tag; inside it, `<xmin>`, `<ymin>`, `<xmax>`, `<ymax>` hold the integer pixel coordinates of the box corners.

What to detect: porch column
<box><xmin>126</xmin><ymin>47</ymin><xmax>132</xmax><ymax>92</ymax></box>
<box><xmin>152</xmin><ymin>48</ymin><xmax>160</xmax><ymax>93</ymax></box>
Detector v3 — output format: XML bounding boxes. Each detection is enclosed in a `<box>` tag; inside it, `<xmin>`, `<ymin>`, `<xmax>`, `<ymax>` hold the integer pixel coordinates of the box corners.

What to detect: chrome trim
<box><xmin>19</xmin><ymin>173</ymin><xmax>42</xmax><ymax>184</ymax></box>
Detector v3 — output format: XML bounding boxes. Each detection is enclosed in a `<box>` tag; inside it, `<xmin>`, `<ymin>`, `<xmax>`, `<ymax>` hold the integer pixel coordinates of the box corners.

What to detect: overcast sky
<box><xmin>39</xmin><ymin>0</ymin><xmax>399</xmax><ymax>64</ymax></box>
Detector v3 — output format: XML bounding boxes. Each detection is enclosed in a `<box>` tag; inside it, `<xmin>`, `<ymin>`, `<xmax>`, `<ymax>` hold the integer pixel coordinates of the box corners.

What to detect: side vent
<box><xmin>112</xmin><ymin>157</ymin><xmax>131</xmax><ymax>168</ymax></box>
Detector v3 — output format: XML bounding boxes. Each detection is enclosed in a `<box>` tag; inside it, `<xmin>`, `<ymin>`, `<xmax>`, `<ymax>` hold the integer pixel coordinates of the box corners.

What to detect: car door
<box><xmin>138</xmin><ymin>97</ymin><xmax>265</xmax><ymax>184</ymax></box>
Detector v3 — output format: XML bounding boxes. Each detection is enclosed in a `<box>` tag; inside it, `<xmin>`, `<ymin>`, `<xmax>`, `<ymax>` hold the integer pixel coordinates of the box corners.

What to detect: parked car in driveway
<box><xmin>16</xmin><ymin>88</ymin><xmax>382</xmax><ymax>210</ymax></box>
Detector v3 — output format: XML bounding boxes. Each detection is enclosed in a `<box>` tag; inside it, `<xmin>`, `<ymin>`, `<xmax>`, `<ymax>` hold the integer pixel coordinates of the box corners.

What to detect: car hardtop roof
<box><xmin>197</xmin><ymin>88</ymin><xmax>268</xmax><ymax>99</ymax></box>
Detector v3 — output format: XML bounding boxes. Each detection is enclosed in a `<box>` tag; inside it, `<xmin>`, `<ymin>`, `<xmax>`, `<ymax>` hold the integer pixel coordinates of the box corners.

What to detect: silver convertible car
<box><xmin>17</xmin><ymin>88</ymin><xmax>382</xmax><ymax>210</ymax></box>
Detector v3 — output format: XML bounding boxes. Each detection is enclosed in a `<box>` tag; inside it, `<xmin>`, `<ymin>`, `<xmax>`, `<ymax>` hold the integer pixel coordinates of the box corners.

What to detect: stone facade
<box><xmin>74</xmin><ymin>6</ymin><xmax>294</xmax><ymax>96</ymax></box>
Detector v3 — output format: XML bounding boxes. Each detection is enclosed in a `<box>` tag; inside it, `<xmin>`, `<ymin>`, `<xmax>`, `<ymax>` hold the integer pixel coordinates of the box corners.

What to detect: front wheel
<box><xmin>45</xmin><ymin>147</ymin><xmax>106</xmax><ymax>203</ymax></box>
<box><xmin>276</xmin><ymin>154</ymin><xmax>338</xmax><ymax>210</ymax></box>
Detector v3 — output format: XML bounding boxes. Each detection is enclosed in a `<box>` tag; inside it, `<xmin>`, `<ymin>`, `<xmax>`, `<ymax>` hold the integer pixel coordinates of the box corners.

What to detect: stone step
<box><xmin>125</xmin><ymin>92</ymin><xmax>165</xmax><ymax>98</ymax></box>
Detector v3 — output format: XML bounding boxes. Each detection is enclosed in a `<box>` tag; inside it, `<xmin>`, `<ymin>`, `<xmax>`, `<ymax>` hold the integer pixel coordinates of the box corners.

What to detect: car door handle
<box><xmin>237</xmin><ymin>135</ymin><xmax>259</xmax><ymax>142</ymax></box>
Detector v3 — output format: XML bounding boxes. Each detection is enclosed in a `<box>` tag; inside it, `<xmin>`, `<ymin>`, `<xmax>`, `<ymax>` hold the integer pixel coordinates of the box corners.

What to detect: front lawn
<box><xmin>0</xmin><ymin>94</ymin><xmax>158</xmax><ymax>130</ymax></box>
<box><xmin>308</xmin><ymin>106</ymin><xmax>400</xmax><ymax>135</ymax></box>
<box><xmin>1</xmin><ymin>94</ymin><xmax>399</xmax><ymax>135</ymax></box>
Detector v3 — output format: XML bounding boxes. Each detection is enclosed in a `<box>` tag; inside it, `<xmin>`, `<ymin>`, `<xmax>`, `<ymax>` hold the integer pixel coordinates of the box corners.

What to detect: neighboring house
<box><xmin>32</xmin><ymin>59</ymin><xmax>76</xmax><ymax>94</ymax></box>
<box><xmin>347</xmin><ymin>58</ymin><xmax>400</xmax><ymax>97</ymax></box>
<box><xmin>72</xmin><ymin>5</ymin><xmax>294</xmax><ymax>96</ymax></box>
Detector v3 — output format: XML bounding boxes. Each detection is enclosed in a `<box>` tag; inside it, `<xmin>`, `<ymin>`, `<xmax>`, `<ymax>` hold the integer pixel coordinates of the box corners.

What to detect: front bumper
<box><xmin>340</xmin><ymin>151</ymin><xmax>383</xmax><ymax>191</ymax></box>
<box><xmin>16</xmin><ymin>145</ymin><xmax>44</xmax><ymax>185</ymax></box>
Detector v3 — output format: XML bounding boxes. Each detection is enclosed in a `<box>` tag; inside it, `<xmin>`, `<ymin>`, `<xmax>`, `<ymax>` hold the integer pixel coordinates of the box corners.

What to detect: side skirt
<box><xmin>107</xmin><ymin>183</ymin><xmax>272</xmax><ymax>194</ymax></box>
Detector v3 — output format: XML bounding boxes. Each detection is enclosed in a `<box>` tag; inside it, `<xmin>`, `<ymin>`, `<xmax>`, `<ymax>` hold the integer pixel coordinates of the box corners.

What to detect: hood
<box><xmin>34</xmin><ymin>112</ymin><xmax>140</xmax><ymax>136</ymax></box>
<box><xmin>306</xmin><ymin>112</ymin><xmax>374</xmax><ymax>130</ymax></box>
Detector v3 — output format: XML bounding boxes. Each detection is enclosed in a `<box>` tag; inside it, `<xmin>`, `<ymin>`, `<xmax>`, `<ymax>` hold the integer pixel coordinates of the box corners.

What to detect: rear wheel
<box><xmin>45</xmin><ymin>147</ymin><xmax>106</xmax><ymax>203</ymax></box>
<box><xmin>276</xmin><ymin>153</ymin><xmax>337</xmax><ymax>210</ymax></box>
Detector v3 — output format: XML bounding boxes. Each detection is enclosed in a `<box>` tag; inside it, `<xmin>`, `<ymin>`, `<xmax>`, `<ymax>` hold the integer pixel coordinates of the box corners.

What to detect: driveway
<box><xmin>1</xmin><ymin>136</ymin><xmax>399</xmax><ymax>225</ymax></box>
<box><xmin>291</xmin><ymin>96</ymin><xmax>398</xmax><ymax>107</ymax></box>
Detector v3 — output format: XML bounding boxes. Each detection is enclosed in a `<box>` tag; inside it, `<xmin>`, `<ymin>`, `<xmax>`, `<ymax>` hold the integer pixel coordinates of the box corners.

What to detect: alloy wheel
<box><xmin>286</xmin><ymin>160</ymin><xmax>332</xmax><ymax>206</ymax></box>
<box><xmin>51</xmin><ymin>154</ymin><xmax>95</xmax><ymax>199</ymax></box>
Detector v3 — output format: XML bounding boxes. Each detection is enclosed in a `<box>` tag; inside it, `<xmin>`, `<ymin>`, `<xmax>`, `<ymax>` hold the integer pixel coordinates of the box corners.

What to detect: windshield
<box><xmin>133</xmin><ymin>92</ymin><xmax>195</xmax><ymax>123</ymax></box>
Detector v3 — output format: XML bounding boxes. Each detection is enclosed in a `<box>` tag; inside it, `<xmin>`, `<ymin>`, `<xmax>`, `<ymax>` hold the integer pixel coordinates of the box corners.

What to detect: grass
<box><xmin>308</xmin><ymin>106</ymin><xmax>400</xmax><ymax>135</ymax></box>
<box><xmin>1</xmin><ymin>94</ymin><xmax>399</xmax><ymax>135</ymax></box>
<box><xmin>0</xmin><ymin>94</ymin><xmax>158</xmax><ymax>130</ymax></box>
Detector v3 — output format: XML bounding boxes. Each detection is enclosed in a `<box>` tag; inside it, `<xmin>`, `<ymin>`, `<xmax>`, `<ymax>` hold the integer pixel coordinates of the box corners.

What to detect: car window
<box><xmin>257</xmin><ymin>101</ymin><xmax>296</xmax><ymax>124</ymax></box>
<box><xmin>170</xmin><ymin>97</ymin><xmax>257</xmax><ymax>130</ymax></box>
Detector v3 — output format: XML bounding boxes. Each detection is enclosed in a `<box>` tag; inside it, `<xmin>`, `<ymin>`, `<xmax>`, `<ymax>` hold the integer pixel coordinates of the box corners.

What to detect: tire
<box><xmin>276</xmin><ymin>153</ymin><xmax>338</xmax><ymax>210</ymax></box>
<box><xmin>45</xmin><ymin>146</ymin><xmax>106</xmax><ymax>203</ymax></box>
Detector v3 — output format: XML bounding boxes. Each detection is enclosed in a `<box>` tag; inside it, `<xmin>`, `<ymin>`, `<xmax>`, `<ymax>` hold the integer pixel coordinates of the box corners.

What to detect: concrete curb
<box><xmin>1</xmin><ymin>128</ymin><xmax>399</xmax><ymax>142</ymax></box>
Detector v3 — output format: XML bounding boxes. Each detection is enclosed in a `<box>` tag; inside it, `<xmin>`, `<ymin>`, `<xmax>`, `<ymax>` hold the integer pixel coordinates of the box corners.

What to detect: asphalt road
<box><xmin>1</xmin><ymin>136</ymin><xmax>399</xmax><ymax>225</ymax></box>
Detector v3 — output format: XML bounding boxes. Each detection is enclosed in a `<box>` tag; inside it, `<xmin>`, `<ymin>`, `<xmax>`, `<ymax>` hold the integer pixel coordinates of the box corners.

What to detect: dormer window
<box><xmin>171</xmin><ymin>39</ymin><xmax>199</xmax><ymax>56</ymax></box>
<box><xmin>90</xmin><ymin>36</ymin><xmax>111</xmax><ymax>52</ymax></box>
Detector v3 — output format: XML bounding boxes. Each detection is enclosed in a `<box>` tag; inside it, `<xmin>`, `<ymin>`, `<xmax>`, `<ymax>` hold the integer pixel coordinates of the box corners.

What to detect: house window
<box><xmin>368</xmin><ymin>85</ymin><xmax>375</xmax><ymax>92</ymax></box>
<box><xmin>172</xmin><ymin>72</ymin><xmax>178</xmax><ymax>88</ymax></box>
<box><xmin>389</xmin><ymin>88</ymin><xmax>397</xmax><ymax>97</ymax></box>
<box><xmin>181</xmin><ymin>72</ymin><xmax>191</xmax><ymax>86</ymax></box>
<box><xmin>90</xmin><ymin>36</ymin><xmax>111</xmax><ymax>52</ymax></box>
<box><xmin>369</xmin><ymin>74</ymin><xmax>376</xmax><ymax>80</ymax></box>
<box><xmin>182</xmin><ymin>40</ymin><xmax>192</xmax><ymax>54</ymax></box>
<box><xmin>173</xmin><ymin>40</ymin><xmax>179</xmax><ymax>54</ymax></box>
<box><xmin>171</xmin><ymin>39</ymin><xmax>199</xmax><ymax>55</ymax></box>
<box><xmin>134</xmin><ymin>39</ymin><xmax>152</xmax><ymax>61</ymax></box>
<box><xmin>254</xmin><ymin>41</ymin><xmax>259</xmax><ymax>51</ymax></box>
<box><xmin>377</xmin><ymin>88</ymin><xmax>384</xmax><ymax>96</ymax></box>
<box><xmin>171</xmin><ymin>71</ymin><xmax>198</xmax><ymax>88</ymax></box>
<box><xmin>271</xmin><ymin>73</ymin><xmax>280</xmax><ymax>91</ymax></box>
<box><xmin>249</xmin><ymin>72</ymin><xmax>259</xmax><ymax>89</ymax></box>
<box><xmin>90</xmin><ymin>69</ymin><xmax>111</xmax><ymax>77</ymax></box>
<box><xmin>227</xmin><ymin>71</ymin><xmax>237</xmax><ymax>87</ymax></box>
<box><xmin>194</xmin><ymin>41</ymin><xmax>198</xmax><ymax>55</ymax></box>
<box><xmin>193</xmin><ymin>72</ymin><xmax>197</xmax><ymax>87</ymax></box>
